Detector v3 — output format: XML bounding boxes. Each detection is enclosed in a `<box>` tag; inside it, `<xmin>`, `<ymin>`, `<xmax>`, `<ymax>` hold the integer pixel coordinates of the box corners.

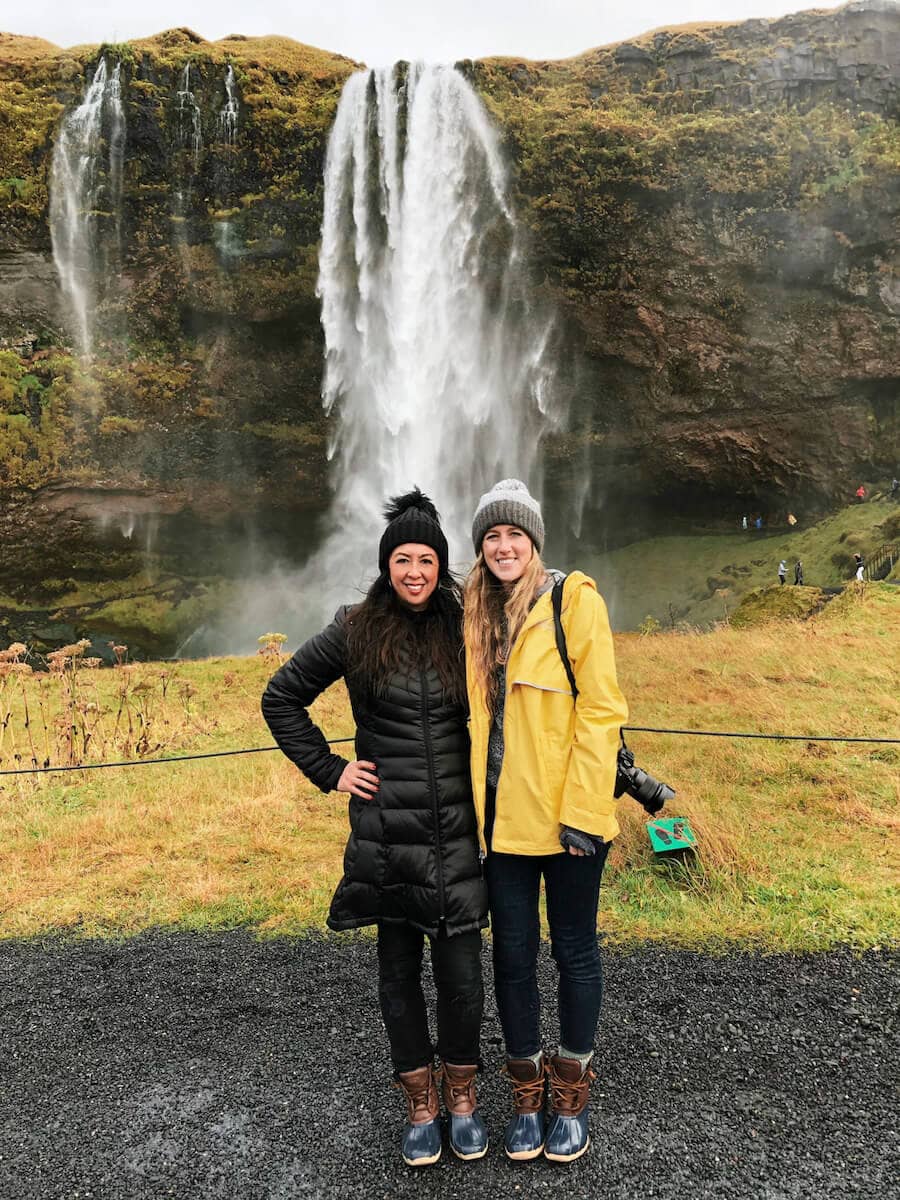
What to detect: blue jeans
<box><xmin>485</xmin><ymin>845</ymin><xmax>610</xmax><ymax>1058</ymax></box>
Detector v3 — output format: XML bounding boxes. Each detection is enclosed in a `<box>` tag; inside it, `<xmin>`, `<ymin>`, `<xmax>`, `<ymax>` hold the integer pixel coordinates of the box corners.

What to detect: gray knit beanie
<box><xmin>471</xmin><ymin>479</ymin><xmax>545</xmax><ymax>553</ymax></box>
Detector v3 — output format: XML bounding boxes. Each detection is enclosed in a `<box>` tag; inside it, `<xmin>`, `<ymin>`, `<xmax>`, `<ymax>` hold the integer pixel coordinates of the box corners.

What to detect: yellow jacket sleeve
<box><xmin>559</xmin><ymin>584</ymin><xmax>629</xmax><ymax>836</ymax></box>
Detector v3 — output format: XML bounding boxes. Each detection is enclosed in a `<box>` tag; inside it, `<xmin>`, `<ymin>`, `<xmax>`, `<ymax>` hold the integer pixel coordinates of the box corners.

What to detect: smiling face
<box><xmin>388</xmin><ymin>543</ymin><xmax>440</xmax><ymax>609</ymax></box>
<box><xmin>481</xmin><ymin>524</ymin><xmax>534</xmax><ymax>585</ymax></box>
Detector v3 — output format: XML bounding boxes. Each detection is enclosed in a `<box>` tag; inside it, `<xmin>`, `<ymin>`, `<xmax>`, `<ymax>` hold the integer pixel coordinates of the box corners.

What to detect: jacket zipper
<box><xmin>420</xmin><ymin>668</ymin><xmax>446</xmax><ymax>921</ymax></box>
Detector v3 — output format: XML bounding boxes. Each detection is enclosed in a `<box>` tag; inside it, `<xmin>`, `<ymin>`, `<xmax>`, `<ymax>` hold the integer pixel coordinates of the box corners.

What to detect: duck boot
<box><xmin>396</xmin><ymin>1064</ymin><xmax>442</xmax><ymax>1167</ymax></box>
<box><xmin>544</xmin><ymin>1054</ymin><xmax>595</xmax><ymax>1163</ymax></box>
<box><xmin>441</xmin><ymin>1062</ymin><xmax>489</xmax><ymax>1160</ymax></box>
<box><xmin>503</xmin><ymin>1055</ymin><xmax>546</xmax><ymax>1160</ymax></box>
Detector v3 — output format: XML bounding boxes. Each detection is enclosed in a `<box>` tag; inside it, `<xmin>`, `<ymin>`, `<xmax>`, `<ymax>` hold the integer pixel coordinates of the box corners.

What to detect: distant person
<box><xmin>787</xmin><ymin>513</ymin><xmax>797</xmax><ymax>527</ymax></box>
<box><xmin>794</xmin><ymin>559</ymin><xmax>804</xmax><ymax>585</ymax></box>
<box><xmin>778</xmin><ymin>560</ymin><xmax>787</xmax><ymax>585</ymax></box>
<box><xmin>755</xmin><ymin>515</ymin><xmax>763</xmax><ymax>531</ymax></box>
<box><xmin>891</xmin><ymin>478</ymin><xmax>899</xmax><ymax>500</ymax></box>
<box><xmin>742</xmin><ymin>515</ymin><xmax>748</xmax><ymax>531</ymax></box>
<box><xmin>854</xmin><ymin>553</ymin><xmax>865</xmax><ymax>582</ymax></box>
<box><xmin>856</xmin><ymin>485</ymin><xmax>867</xmax><ymax>502</ymax></box>
<box><xmin>262</xmin><ymin>490</ymin><xmax>488</xmax><ymax>1167</ymax></box>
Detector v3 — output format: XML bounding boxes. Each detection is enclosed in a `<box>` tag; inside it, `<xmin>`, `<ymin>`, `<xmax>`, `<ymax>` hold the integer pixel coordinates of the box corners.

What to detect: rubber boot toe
<box><xmin>448</xmin><ymin>1110</ymin><xmax>489</xmax><ymax>1160</ymax></box>
<box><xmin>401</xmin><ymin>1117</ymin><xmax>442</xmax><ymax>1167</ymax></box>
<box><xmin>543</xmin><ymin>1110</ymin><xmax>590</xmax><ymax>1163</ymax></box>
<box><xmin>504</xmin><ymin>1111</ymin><xmax>545</xmax><ymax>1160</ymax></box>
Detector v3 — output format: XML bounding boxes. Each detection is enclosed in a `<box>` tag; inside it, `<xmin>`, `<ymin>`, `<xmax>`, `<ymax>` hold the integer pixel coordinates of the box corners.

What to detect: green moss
<box><xmin>80</xmin><ymin>580</ymin><xmax>236</xmax><ymax>651</ymax></box>
<box><xmin>241</xmin><ymin>421</ymin><xmax>324</xmax><ymax>447</ymax></box>
<box><xmin>731</xmin><ymin>584</ymin><xmax>828</xmax><ymax>628</ymax></box>
<box><xmin>0</xmin><ymin>349</ymin><xmax>23</xmax><ymax>407</ymax></box>
<box><xmin>98</xmin><ymin>416</ymin><xmax>145</xmax><ymax>435</ymax></box>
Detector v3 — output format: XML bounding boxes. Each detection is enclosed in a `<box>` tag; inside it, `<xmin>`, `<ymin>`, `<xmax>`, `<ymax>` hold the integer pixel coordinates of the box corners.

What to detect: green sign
<box><xmin>647</xmin><ymin>817</ymin><xmax>696</xmax><ymax>854</ymax></box>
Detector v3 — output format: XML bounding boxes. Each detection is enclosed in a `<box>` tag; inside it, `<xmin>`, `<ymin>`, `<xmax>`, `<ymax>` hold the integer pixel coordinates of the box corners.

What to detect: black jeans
<box><xmin>485</xmin><ymin>845</ymin><xmax>610</xmax><ymax>1058</ymax></box>
<box><xmin>377</xmin><ymin>921</ymin><xmax>484</xmax><ymax>1074</ymax></box>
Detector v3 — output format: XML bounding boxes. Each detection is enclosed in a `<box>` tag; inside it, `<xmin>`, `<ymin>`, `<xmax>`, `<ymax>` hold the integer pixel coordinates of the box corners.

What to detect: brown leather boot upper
<box><xmin>397</xmin><ymin>1064</ymin><xmax>440</xmax><ymax>1126</ymax></box>
<box><xmin>548</xmin><ymin>1055</ymin><xmax>595</xmax><ymax>1118</ymax></box>
<box><xmin>441</xmin><ymin>1062</ymin><xmax>478</xmax><ymax>1116</ymax></box>
<box><xmin>504</xmin><ymin>1056</ymin><xmax>546</xmax><ymax>1115</ymax></box>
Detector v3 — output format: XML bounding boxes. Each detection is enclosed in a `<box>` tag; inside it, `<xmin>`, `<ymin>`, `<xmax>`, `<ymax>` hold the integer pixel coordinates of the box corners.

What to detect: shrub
<box><xmin>638</xmin><ymin>614</ymin><xmax>662</xmax><ymax>636</ymax></box>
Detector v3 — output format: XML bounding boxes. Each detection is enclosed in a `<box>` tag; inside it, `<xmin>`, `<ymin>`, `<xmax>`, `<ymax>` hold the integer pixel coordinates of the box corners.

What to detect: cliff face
<box><xmin>0</xmin><ymin>29</ymin><xmax>355</xmax><ymax>617</ymax></box>
<box><xmin>0</xmin><ymin>4</ymin><xmax>898</xmax><ymax>646</ymax></box>
<box><xmin>469</xmin><ymin>0</ymin><xmax>899</xmax><ymax>521</ymax></box>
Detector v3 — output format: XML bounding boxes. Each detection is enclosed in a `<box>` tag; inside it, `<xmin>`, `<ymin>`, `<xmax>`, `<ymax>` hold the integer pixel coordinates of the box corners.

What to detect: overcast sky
<box><xmin>15</xmin><ymin>0</ymin><xmax>829</xmax><ymax>64</ymax></box>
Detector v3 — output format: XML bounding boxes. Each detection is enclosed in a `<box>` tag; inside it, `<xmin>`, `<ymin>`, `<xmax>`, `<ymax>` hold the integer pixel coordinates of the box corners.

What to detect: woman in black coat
<box><xmin>261</xmin><ymin>490</ymin><xmax>488</xmax><ymax>1167</ymax></box>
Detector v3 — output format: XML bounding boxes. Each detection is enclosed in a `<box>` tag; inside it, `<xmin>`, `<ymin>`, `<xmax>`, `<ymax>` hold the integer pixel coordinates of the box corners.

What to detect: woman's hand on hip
<box><xmin>337</xmin><ymin>760</ymin><xmax>380</xmax><ymax>799</ymax></box>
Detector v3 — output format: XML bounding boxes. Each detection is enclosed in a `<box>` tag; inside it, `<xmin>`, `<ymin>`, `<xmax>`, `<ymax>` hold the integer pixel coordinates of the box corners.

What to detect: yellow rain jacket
<box><xmin>466</xmin><ymin>570</ymin><xmax>629</xmax><ymax>856</ymax></box>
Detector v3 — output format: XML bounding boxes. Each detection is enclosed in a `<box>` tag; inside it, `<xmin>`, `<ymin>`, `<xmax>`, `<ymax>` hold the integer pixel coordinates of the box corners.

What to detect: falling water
<box><xmin>173</xmin><ymin>62</ymin><xmax>202</xmax><ymax>266</ymax></box>
<box><xmin>218</xmin><ymin>65</ymin><xmax>239</xmax><ymax>144</ymax></box>
<box><xmin>214</xmin><ymin>65</ymin><xmax>240</xmax><ymax>263</ymax></box>
<box><xmin>177</xmin><ymin>63</ymin><xmax>203</xmax><ymax>167</ymax></box>
<box><xmin>49</xmin><ymin>58</ymin><xmax>126</xmax><ymax>358</ymax></box>
<box><xmin>190</xmin><ymin>62</ymin><xmax>561</xmax><ymax>652</ymax></box>
<box><xmin>106</xmin><ymin>60</ymin><xmax>125</xmax><ymax>252</ymax></box>
<box><xmin>307</xmin><ymin>64</ymin><xmax>559</xmax><ymax>614</ymax></box>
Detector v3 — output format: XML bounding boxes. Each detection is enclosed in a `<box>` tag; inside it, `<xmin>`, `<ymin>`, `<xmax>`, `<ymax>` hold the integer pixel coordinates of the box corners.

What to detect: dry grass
<box><xmin>0</xmin><ymin>33</ymin><xmax>61</xmax><ymax>63</ymax></box>
<box><xmin>0</xmin><ymin>584</ymin><xmax>897</xmax><ymax>949</ymax></box>
<box><xmin>0</xmin><ymin>28</ymin><xmax>358</xmax><ymax>76</ymax></box>
<box><xmin>0</xmin><ymin>647</ymin><xmax>353</xmax><ymax>938</ymax></box>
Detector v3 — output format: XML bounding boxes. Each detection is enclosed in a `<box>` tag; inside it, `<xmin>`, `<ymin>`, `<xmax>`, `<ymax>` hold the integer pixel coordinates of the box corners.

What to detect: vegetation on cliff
<box><xmin>1</xmin><ymin>9</ymin><xmax>896</xmax><ymax>503</ymax></box>
<box><xmin>0</xmin><ymin>28</ymin><xmax>356</xmax><ymax>500</ymax></box>
<box><xmin>467</xmin><ymin>8</ymin><xmax>899</xmax><ymax>510</ymax></box>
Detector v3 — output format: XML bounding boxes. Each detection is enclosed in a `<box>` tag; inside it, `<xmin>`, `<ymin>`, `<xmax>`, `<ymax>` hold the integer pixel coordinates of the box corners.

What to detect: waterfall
<box><xmin>173</xmin><ymin>62</ymin><xmax>202</xmax><ymax>264</ymax></box>
<box><xmin>177</xmin><ymin>63</ymin><xmax>202</xmax><ymax>168</ymax></box>
<box><xmin>308</xmin><ymin>64</ymin><xmax>559</xmax><ymax>613</ymax></box>
<box><xmin>218</xmin><ymin>65</ymin><xmax>239</xmax><ymax>145</ymax></box>
<box><xmin>49</xmin><ymin>58</ymin><xmax>125</xmax><ymax>358</ymax></box>
<box><xmin>214</xmin><ymin>65</ymin><xmax>240</xmax><ymax>263</ymax></box>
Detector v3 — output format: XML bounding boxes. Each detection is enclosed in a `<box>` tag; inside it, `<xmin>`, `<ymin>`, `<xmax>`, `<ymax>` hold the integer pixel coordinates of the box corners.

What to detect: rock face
<box><xmin>0</xmin><ymin>5</ymin><xmax>898</xmax><ymax>646</ymax></box>
<box><xmin>0</xmin><ymin>29</ymin><xmax>352</xmax><ymax>627</ymax></box>
<box><xmin>467</xmin><ymin>0</ymin><xmax>899</xmax><ymax>528</ymax></box>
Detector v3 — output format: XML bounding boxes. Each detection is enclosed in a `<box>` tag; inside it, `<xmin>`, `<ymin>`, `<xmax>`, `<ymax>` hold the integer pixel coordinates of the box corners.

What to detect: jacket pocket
<box><xmin>510</xmin><ymin>677</ymin><xmax>573</xmax><ymax>698</ymax></box>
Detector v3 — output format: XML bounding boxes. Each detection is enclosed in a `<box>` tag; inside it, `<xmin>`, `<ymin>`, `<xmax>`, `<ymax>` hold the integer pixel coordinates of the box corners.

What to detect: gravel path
<box><xmin>0</xmin><ymin>933</ymin><xmax>896</xmax><ymax>1199</ymax></box>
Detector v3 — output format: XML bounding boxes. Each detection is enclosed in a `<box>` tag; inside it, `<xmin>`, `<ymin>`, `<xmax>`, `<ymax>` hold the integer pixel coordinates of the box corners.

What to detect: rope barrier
<box><xmin>0</xmin><ymin>728</ymin><xmax>895</xmax><ymax>778</ymax></box>
<box><xmin>623</xmin><ymin>726</ymin><xmax>899</xmax><ymax>744</ymax></box>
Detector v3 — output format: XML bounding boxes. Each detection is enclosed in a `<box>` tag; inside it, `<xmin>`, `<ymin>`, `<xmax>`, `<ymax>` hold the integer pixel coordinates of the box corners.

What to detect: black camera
<box><xmin>614</xmin><ymin>745</ymin><xmax>675</xmax><ymax>815</ymax></box>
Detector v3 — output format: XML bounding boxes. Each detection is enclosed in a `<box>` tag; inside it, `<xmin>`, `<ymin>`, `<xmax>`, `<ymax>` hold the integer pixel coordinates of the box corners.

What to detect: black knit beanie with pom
<box><xmin>378</xmin><ymin>488</ymin><xmax>449</xmax><ymax>575</ymax></box>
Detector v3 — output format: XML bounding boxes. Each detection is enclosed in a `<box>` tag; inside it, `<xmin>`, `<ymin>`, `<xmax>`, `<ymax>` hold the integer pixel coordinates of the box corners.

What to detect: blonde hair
<box><xmin>464</xmin><ymin>547</ymin><xmax>547</xmax><ymax>712</ymax></box>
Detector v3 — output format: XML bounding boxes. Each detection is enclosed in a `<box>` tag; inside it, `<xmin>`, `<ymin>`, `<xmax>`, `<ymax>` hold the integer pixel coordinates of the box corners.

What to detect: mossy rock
<box><xmin>78</xmin><ymin>580</ymin><xmax>236</xmax><ymax>656</ymax></box>
<box><xmin>731</xmin><ymin>584</ymin><xmax>829</xmax><ymax>628</ymax></box>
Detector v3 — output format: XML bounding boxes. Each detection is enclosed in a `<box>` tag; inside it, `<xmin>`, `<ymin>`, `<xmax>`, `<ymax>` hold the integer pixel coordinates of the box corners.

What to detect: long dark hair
<box><xmin>346</xmin><ymin>575</ymin><xmax>466</xmax><ymax>703</ymax></box>
<box><xmin>345</xmin><ymin>493</ymin><xmax>466</xmax><ymax>704</ymax></box>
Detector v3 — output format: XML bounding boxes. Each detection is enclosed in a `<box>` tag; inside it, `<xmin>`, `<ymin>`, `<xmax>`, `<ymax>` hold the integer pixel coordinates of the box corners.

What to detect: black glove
<box><xmin>559</xmin><ymin>826</ymin><xmax>604</xmax><ymax>856</ymax></box>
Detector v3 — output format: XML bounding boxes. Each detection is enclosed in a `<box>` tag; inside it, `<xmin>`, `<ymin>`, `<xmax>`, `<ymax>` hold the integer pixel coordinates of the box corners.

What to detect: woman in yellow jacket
<box><xmin>463</xmin><ymin>479</ymin><xmax>629</xmax><ymax>1165</ymax></box>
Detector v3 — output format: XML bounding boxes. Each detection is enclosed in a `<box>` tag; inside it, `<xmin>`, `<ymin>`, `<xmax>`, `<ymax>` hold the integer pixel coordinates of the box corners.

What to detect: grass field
<box><xmin>0</xmin><ymin>583</ymin><xmax>897</xmax><ymax>950</ymax></box>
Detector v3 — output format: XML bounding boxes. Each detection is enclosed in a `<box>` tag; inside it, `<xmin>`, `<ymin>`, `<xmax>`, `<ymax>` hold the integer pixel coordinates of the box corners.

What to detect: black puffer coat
<box><xmin>261</xmin><ymin>607</ymin><xmax>487</xmax><ymax>938</ymax></box>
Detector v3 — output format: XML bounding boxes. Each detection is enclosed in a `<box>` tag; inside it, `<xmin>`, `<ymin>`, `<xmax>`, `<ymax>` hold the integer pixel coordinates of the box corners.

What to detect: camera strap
<box><xmin>551</xmin><ymin>575</ymin><xmax>628</xmax><ymax>751</ymax></box>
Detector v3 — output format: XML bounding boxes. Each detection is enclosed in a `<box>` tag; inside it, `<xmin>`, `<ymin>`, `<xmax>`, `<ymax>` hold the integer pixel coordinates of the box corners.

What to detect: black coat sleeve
<box><xmin>261</xmin><ymin>609</ymin><xmax>352</xmax><ymax>793</ymax></box>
